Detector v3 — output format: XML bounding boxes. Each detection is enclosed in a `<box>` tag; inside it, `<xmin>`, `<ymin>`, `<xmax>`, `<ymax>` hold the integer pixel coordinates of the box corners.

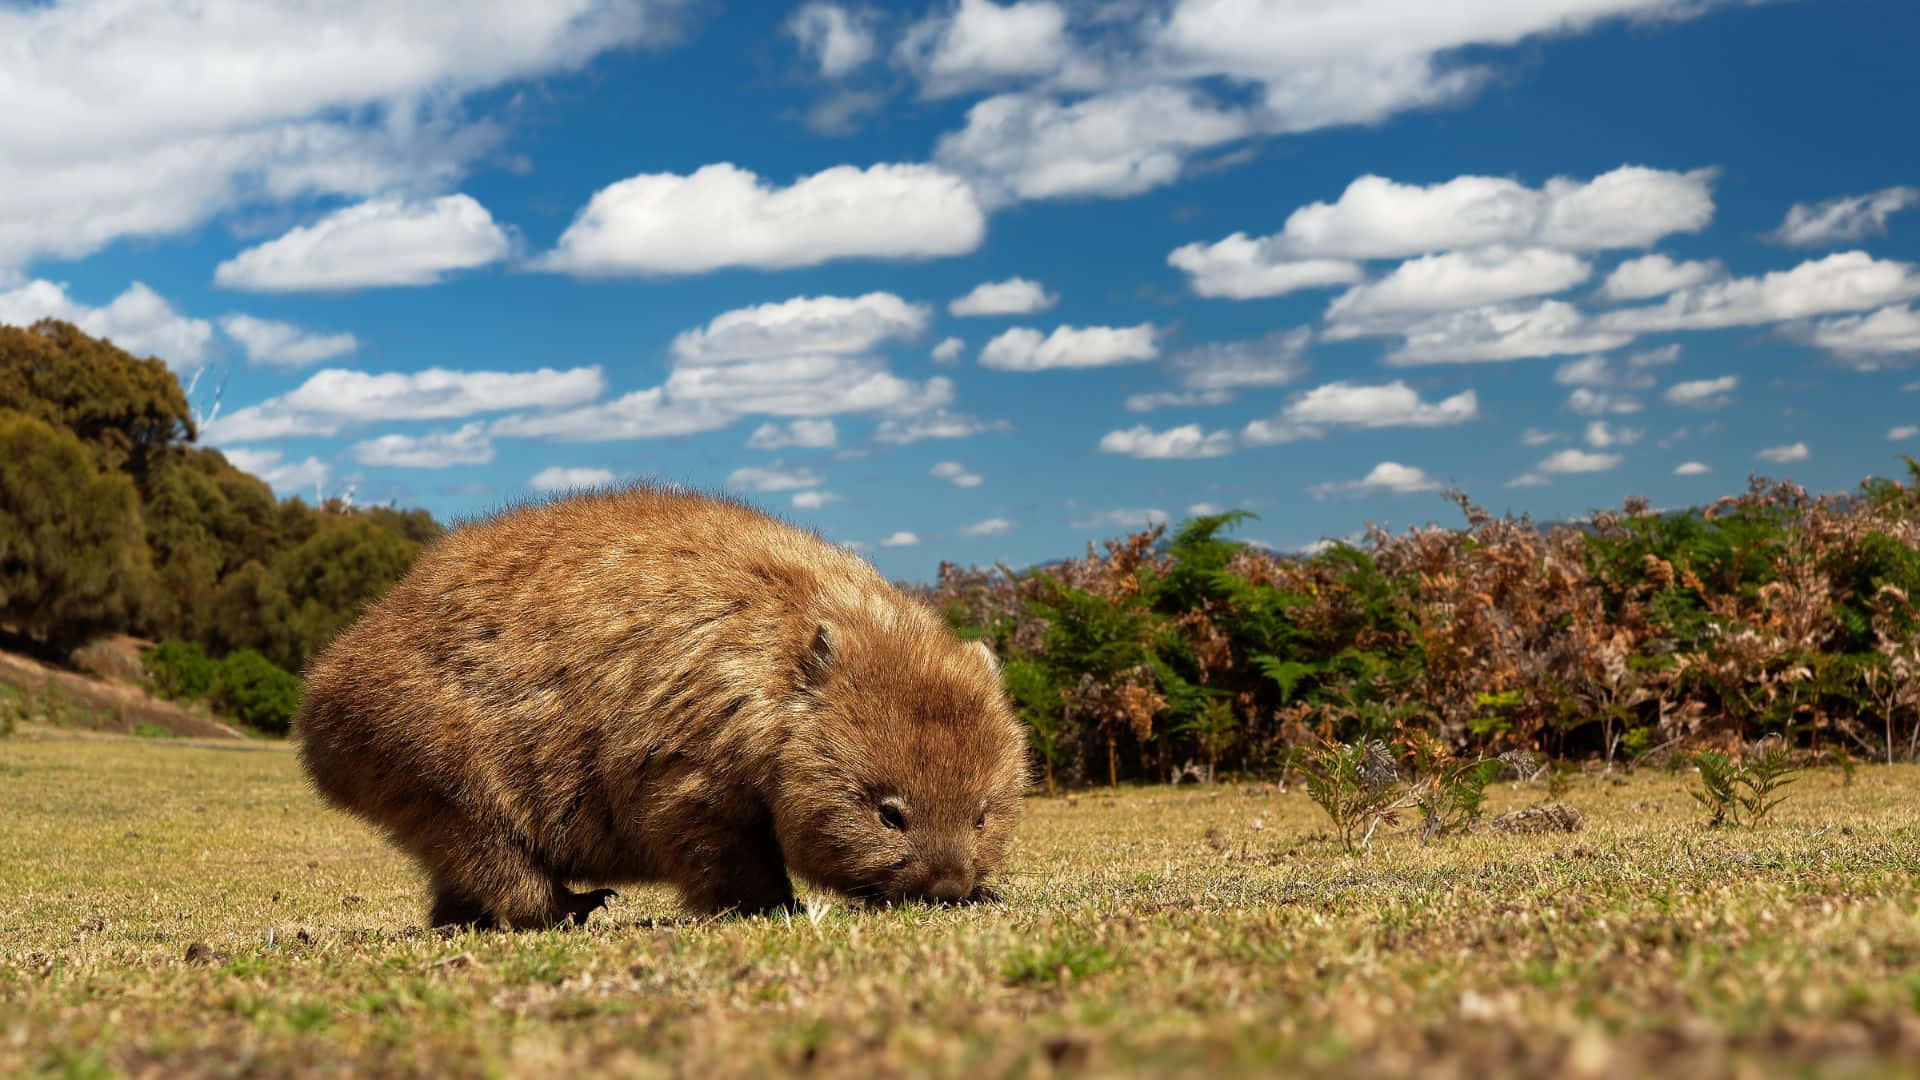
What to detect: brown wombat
<box><xmin>296</xmin><ymin>485</ymin><xmax>1028</xmax><ymax>929</ymax></box>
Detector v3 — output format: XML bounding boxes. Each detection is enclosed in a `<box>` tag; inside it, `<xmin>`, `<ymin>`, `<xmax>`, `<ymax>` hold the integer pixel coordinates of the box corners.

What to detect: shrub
<box><xmin>211</xmin><ymin>649</ymin><xmax>301</xmax><ymax>735</ymax></box>
<box><xmin>143</xmin><ymin>640</ymin><xmax>217</xmax><ymax>701</ymax></box>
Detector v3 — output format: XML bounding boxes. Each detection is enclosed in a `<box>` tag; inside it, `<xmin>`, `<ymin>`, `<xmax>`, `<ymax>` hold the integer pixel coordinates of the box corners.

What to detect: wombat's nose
<box><xmin>924</xmin><ymin>875</ymin><xmax>969</xmax><ymax>903</ymax></box>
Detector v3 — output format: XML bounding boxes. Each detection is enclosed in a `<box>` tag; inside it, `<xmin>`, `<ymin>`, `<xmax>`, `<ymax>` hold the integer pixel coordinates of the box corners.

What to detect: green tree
<box><xmin>0</xmin><ymin>411</ymin><xmax>154</xmax><ymax>653</ymax></box>
<box><xmin>275</xmin><ymin>517</ymin><xmax>421</xmax><ymax>663</ymax></box>
<box><xmin>0</xmin><ymin>319</ymin><xmax>194</xmax><ymax>476</ymax></box>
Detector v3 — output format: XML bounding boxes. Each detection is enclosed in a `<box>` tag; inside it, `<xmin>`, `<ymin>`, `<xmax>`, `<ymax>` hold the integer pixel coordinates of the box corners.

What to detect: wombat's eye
<box><xmin>878</xmin><ymin>799</ymin><xmax>908</xmax><ymax>831</ymax></box>
<box><xmin>974</xmin><ymin>813</ymin><xmax>987</xmax><ymax>830</ymax></box>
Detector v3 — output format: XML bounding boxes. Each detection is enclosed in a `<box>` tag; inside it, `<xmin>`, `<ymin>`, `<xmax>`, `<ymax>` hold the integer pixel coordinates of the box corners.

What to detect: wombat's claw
<box><xmin>563</xmin><ymin>888</ymin><xmax>619</xmax><ymax>925</ymax></box>
<box><xmin>964</xmin><ymin>883</ymin><xmax>1003</xmax><ymax>905</ymax></box>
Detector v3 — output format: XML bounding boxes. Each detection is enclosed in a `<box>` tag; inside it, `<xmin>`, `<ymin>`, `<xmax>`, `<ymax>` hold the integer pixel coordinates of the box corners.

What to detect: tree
<box><xmin>0</xmin><ymin>319</ymin><xmax>194</xmax><ymax>476</ymax></box>
<box><xmin>275</xmin><ymin>518</ymin><xmax>422</xmax><ymax>664</ymax></box>
<box><xmin>0</xmin><ymin>410</ymin><xmax>153</xmax><ymax>653</ymax></box>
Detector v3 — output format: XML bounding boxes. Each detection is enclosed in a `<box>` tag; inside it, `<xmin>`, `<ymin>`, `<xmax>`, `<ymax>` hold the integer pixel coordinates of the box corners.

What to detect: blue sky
<box><xmin>3</xmin><ymin>0</ymin><xmax>1918</xmax><ymax>580</ymax></box>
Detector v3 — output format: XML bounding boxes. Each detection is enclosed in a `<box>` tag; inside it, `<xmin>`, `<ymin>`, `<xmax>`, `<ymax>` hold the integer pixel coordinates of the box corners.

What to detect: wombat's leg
<box><xmin>559</xmin><ymin>887</ymin><xmax>619</xmax><ymax>926</ymax></box>
<box><xmin>673</xmin><ymin>818</ymin><xmax>796</xmax><ymax>917</ymax></box>
<box><xmin>415</xmin><ymin>815</ymin><xmax>572</xmax><ymax>930</ymax></box>
<box><xmin>428</xmin><ymin>880</ymin><xmax>498</xmax><ymax>930</ymax></box>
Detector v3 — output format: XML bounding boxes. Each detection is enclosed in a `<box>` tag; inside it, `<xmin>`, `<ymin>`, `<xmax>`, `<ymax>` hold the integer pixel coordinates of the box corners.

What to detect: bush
<box><xmin>143</xmin><ymin>640</ymin><xmax>217</xmax><ymax>701</ymax></box>
<box><xmin>211</xmin><ymin>649</ymin><xmax>301</xmax><ymax>735</ymax></box>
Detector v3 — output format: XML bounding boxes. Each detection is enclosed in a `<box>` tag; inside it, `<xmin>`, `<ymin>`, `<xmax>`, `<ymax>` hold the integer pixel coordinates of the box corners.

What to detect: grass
<box><xmin>2</xmin><ymin>728</ymin><xmax>1918</xmax><ymax>1078</ymax></box>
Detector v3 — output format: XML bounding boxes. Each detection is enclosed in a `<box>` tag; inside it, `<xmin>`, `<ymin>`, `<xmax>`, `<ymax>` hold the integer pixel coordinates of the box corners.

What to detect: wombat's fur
<box><xmin>296</xmin><ymin>485</ymin><xmax>1028</xmax><ymax>929</ymax></box>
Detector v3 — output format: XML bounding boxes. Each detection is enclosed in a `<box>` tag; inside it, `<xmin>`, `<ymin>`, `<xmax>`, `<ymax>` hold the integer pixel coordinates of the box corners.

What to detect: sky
<box><xmin>2</xmin><ymin>0</ymin><xmax>1918</xmax><ymax>580</ymax></box>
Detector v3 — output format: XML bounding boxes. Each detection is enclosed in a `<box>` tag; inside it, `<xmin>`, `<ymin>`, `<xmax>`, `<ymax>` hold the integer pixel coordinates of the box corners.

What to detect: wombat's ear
<box><xmin>800</xmin><ymin>623</ymin><xmax>834</xmax><ymax>688</ymax></box>
<box><xmin>971</xmin><ymin>639</ymin><xmax>1000</xmax><ymax>675</ymax></box>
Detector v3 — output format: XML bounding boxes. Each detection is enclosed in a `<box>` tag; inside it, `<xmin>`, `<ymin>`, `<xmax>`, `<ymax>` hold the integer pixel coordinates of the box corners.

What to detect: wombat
<box><xmin>296</xmin><ymin>485</ymin><xmax>1028</xmax><ymax>929</ymax></box>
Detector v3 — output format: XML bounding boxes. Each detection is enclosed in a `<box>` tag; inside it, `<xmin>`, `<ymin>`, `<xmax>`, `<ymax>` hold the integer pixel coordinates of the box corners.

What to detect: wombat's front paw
<box><xmin>563</xmin><ymin>888</ymin><xmax>619</xmax><ymax>926</ymax></box>
<box><xmin>963</xmin><ymin>883</ymin><xmax>1003</xmax><ymax>905</ymax></box>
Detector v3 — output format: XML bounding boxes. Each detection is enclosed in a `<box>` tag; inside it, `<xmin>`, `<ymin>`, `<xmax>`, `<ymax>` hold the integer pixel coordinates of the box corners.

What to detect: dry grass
<box><xmin>2</xmin><ymin>728</ymin><xmax>1918</xmax><ymax>1078</ymax></box>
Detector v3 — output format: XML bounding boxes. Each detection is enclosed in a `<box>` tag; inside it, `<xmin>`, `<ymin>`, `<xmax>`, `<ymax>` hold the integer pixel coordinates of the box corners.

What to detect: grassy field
<box><xmin>2</xmin><ymin>729</ymin><xmax>1918</xmax><ymax>1078</ymax></box>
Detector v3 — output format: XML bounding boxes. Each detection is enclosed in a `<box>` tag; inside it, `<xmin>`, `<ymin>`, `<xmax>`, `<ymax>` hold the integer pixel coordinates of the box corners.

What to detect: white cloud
<box><xmin>950</xmin><ymin>276</ymin><xmax>1058</xmax><ymax>316</ymax></box>
<box><xmin>1506</xmin><ymin>472</ymin><xmax>1550</xmax><ymax>488</ymax></box>
<box><xmin>1125</xmin><ymin>390</ymin><xmax>1235</xmax><ymax>411</ymax></box>
<box><xmin>0</xmin><ymin>279</ymin><xmax>213</xmax><ymax>372</ymax></box>
<box><xmin>728</xmin><ymin>463</ymin><xmax>825</xmax><ymax>492</ymax></box>
<box><xmin>1520</xmin><ymin>426</ymin><xmax>1560</xmax><ymax>446</ymax></box>
<box><xmin>531</xmin><ymin>466</ymin><xmax>617</xmax><ymax>492</ymax></box>
<box><xmin>1808</xmin><ymin>305</ymin><xmax>1920</xmax><ymax>364</ymax></box>
<box><xmin>934</xmin><ymin>86</ymin><xmax>1258</xmax><ymax>206</ymax></box>
<box><xmin>673</xmin><ymin>292</ymin><xmax>929</xmax><ymax>361</ymax></box>
<box><xmin>1566</xmin><ymin>387</ymin><xmax>1641</xmax><ymax>415</ymax></box>
<box><xmin>872</xmin><ymin>409</ymin><xmax>1011</xmax><ymax>444</ymax></box>
<box><xmin>931</xmin><ymin>336</ymin><xmax>966</xmax><ymax>364</ymax></box>
<box><xmin>1595</xmin><ymin>252</ymin><xmax>1920</xmax><ymax>334</ymax></box>
<box><xmin>1324</xmin><ymin>247</ymin><xmax>1592</xmax><ymax>333</ymax></box>
<box><xmin>1598</xmin><ymin>253</ymin><xmax>1724</xmax><ymax>301</ymax></box>
<box><xmin>1662</xmin><ymin>375</ymin><xmax>1738</xmax><ymax>409</ymax></box>
<box><xmin>1756</xmin><ymin>442</ymin><xmax>1809</xmax><ymax>464</ymax></box>
<box><xmin>792</xmin><ymin>490</ymin><xmax>845</xmax><ymax>510</ymax></box>
<box><xmin>1771</xmin><ymin>186</ymin><xmax>1920</xmax><ymax>247</ymax></box>
<box><xmin>214</xmin><ymin>195</ymin><xmax>509</xmax><ymax>292</ymax></box>
<box><xmin>222</xmin><ymin>447</ymin><xmax>331</xmax><ymax>496</ymax></box>
<box><xmin>219</xmin><ymin>314</ymin><xmax>358</xmax><ymax>369</ymax></box>
<box><xmin>931</xmin><ymin>460</ymin><xmax>985</xmax><ymax>486</ymax></box>
<box><xmin>1554</xmin><ymin>347</ymin><xmax>1668</xmax><ymax>390</ymax></box>
<box><xmin>1188</xmin><ymin>502</ymin><xmax>1223</xmax><ymax>516</ymax></box>
<box><xmin>962</xmin><ymin>516</ymin><xmax>1014</xmax><ymax>536</ymax></box>
<box><xmin>1890</xmin><ymin>426</ymin><xmax>1918</xmax><ymax>441</ymax></box>
<box><xmin>879</xmin><ymin>530</ymin><xmax>922</xmax><ymax>547</ymax></box>
<box><xmin>1220</xmin><ymin>166</ymin><xmax>1716</xmax><ymax>264</ymax></box>
<box><xmin>979</xmin><ymin>323</ymin><xmax>1158</xmax><ymax>370</ymax></box>
<box><xmin>787</xmin><ymin>3</ymin><xmax>876</xmax><ymax>77</ymax></box>
<box><xmin>1071</xmin><ymin>507</ymin><xmax>1168</xmax><ymax>530</ymax></box>
<box><xmin>803</xmin><ymin>89</ymin><xmax>888</xmax><ymax>136</ymax></box>
<box><xmin>489</xmin><ymin>387</ymin><xmax>734</xmax><ymax>443</ymax></box>
<box><xmin>1123</xmin><ymin>328</ymin><xmax>1312</xmax><ymax>411</ymax></box>
<box><xmin>1674</xmin><ymin>461</ymin><xmax>1711</xmax><ymax>475</ymax></box>
<box><xmin>0</xmin><ymin>1</ymin><xmax>675</xmax><ymax>273</ymax></box>
<box><xmin>748</xmin><ymin>418</ymin><xmax>839</xmax><ymax>449</ymax></box>
<box><xmin>897</xmin><ymin>0</ymin><xmax>1073</xmax><ymax>99</ymax></box>
<box><xmin>351</xmin><ymin>423</ymin><xmax>494</xmax><ymax>468</ymax></box>
<box><xmin>1241</xmin><ymin>380</ymin><xmax>1479</xmax><ymax>444</ymax></box>
<box><xmin>1098</xmin><ymin>423</ymin><xmax>1235</xmax><ymax>459</ymax></box>
<box><xmin>537</xmin><ymin>162</ymin><xmax>984</xmax><ymax>275</ymax></box>
<box><xmin>1309</xmin><ymin>461</ymin><xmax>1441</xmax><ymax>500</ymax></box>
<box><xmin>1539</xmin><ymin>448</ymin><xmax>1622</xmax><ymax>473</ymax></box>
<box><xmin>1583</xmin><ymin>420</ymin><xmax>1641</xmax><ymax>448</ymax></box>
<box><xmin>1167</xmin><ymin>233</ymin><xmax>1361</xmax><ymax>299</ymax></box>
<box><xmin>1386</xmin><ymin>300</ymin><xmax>1634</xmax><ymax>366</ymax></box>
<box><xmin>207</xmin><ymin>364</ymin><xmax>605</xmax><ymax>443</ymax></box>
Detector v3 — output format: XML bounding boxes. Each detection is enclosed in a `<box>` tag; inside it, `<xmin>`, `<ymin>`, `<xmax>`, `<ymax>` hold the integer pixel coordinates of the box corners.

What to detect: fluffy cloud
<box><xmin>1596</xmin><ymin>252</ymin><xmax>1920</xmax><ymax>333</ymax></box>
<box><xmin>787</xmin><ymin>3</ymin><xmax>876</xmax><ymax>77</ymax></box>
<box><xmin>1771</xmin><ymin>186</ymin><xmax>1919</xmax><ymax>247</ymax></box>
<box><xmin>1583</xmin><ymin>420</ymin><xmax>1641</xmax><ymax>448</ymax></box>
<box><xmin>1756</xmin><ymin>442</ymin><xmax>1809</xmax><ymax>464</ymax></box>
<box><xmin>1208</xmin><ymin>166</ymin><xmax>1716</xmax><ymax>265</ymax></box>
<box><xmin>1807</xmin><ymin>305</ymin><xmax>1920</xmax><ymax>364</ymax></box>
<box><xmin>1127</xmin><ymin>328</ymin><xmax>1311</xmax><ymax>411</ymax></box>
<box><xmin>979</xmin><ymin>323</ymin><xmax>1158</xmax><ymax>370</ymax></box>
<box><xmin>1241</xmin><ymin>380</ymin><xmax>1479</xmax><ymax>444</ymax></box>
<box><xmin>1309</xmin><ymin>461</ymin><xmax>1440</xmax><ymax>500</ymax></box>
<box><xmin>897</xmin><ymin>0</ymin><xmax>1074</xmax><ymax>99</ymax></box>
<box><xmin>727</xmin><ymin>463</ymin><xmax>825</xmax><ymax>492</ymax></box>
<box><xmin>538</xmin><ymin>163</ymin><xmax>984</xmax><ymax>275</ymax></box>
<box><xmin>934</xmin><ymin>87</ymin><xmax>1257</xmax><ymax>206</ymax></box>
<box><xmin>1386</xmin><ymin>300</ymin><xmax>1633</xmax><ymax>366</ymax></box>
<box><xmin>222</xmin><ymin>447</ymin><xmax>331</xmax><ymax>496</ymax></box>
<box><xmin>220</xmin><ymin>314</ymin><xmax>358</xmax><ymax>369</ymax></box>
<box><xmin>931</xmin><ymin>336</ymin><xmax>966</xmax><ymax>364</ymax></box>
<box><xmin>0</xmin><ymin>1</ymin><xmax>677</xmax><ymax>273</ymax></box>
<box><xmin>930</xmin><ymin>460</ymin><xmax>985</xmax><ymax>487</ymax></box>
<box><xmin>1539</xmin><ymin>448</ymin><xmax>1622</xmax><ymax>473</ymax></box>
<box><xmin>1166</xmin><ymin>234</ymin><xmax>1361</xmax><ymax>299</ymax></box>
<box><xmin>1566</xmin><ymin>387</ymin><xmax>1642</xmax><ymax>416</ymax></box>
<box><xmin>489</xmin><ymin>388</ymin><xmax>734</xmax><ymax>443</ymax></box>
<box><xmin>0</xmin><ymin>279</ymin><xmax>212</xmax><ymax>371</ymax></box>
<box><xmin>747</xmin><ymin>418</ymin><xmax>838</xmax><ymax>449</ymax></box>
<box><xmin>963</xmin><ymin>517</ymin><xmax>1014</xmax><ymax>536</ymax></box>
<box><xmin>1663</xmin><ymin>375</ymin><xmax>1737</xmax><ymax>409</ymax></box>
<box><xmin>1674</xmin><ymin>461</ymin><xmax>1711</xmax><ymax>475</ymax></box>
<box><xmin>1324</xmin><ymin>247</ymin><xmax>1592</xmax><ymax>335</ymax></box>
<box><xmin>792</xmin><ymin>490</ymin><xmax>845</xmax><ymax>510</ymax></box>
<box><xmin>530</xmin><ymin>466</ymin><xmax>617</xmax><ymax>492</ymax></box>
<box><xmin>872</xmin><ymin>409</ymin><xmax>1011</xmax><ymax>444</ymax></box>
<box><xmin>949</xmin><ymin>276</ymin><xmax>1058</xmax><ymax>316</ymax></box>
<box><xmin>351</xmin><ymin>423</ymin><xmax>494</xmax><ymax>468</ymax></box>
<box><xmin>1598</xmin><ymin>253</ymin><xmax>1724</xmax><ymax>301</ymax></box>
<box><xmin>1554</xmin><ymin>346</ymin><xmax>1672</xmax><ymax>390</ymax></box>
<box><xmin>1098</xmin><ymin>423</ymin><xmax>1235</xmax><ymax>459</ymax></box>
<box><xmin>214</xmin><ymin>195</ymin><xmax>510</xmax><ymax>292</ymax></box>
<box><xmin>1520</xmin><ymin>426</ymin><xmax>1561</xmax><ymax>446</ymax></box>
<box><xmin>879</xmin><ymin>530</ymin><xmax>922</xmax><ymax>547</ymax></box>
<box><xmin>207</xmin><ymin>365</ymin><xmax>605</xmax><ymax>443</ymax></box>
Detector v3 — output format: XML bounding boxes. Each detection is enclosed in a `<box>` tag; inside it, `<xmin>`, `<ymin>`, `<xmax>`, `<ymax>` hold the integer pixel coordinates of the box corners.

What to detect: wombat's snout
<box><xmin>915</xmin><ymin>866</ymin><xmax>973</xmax><ymax>904</ymax></box>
